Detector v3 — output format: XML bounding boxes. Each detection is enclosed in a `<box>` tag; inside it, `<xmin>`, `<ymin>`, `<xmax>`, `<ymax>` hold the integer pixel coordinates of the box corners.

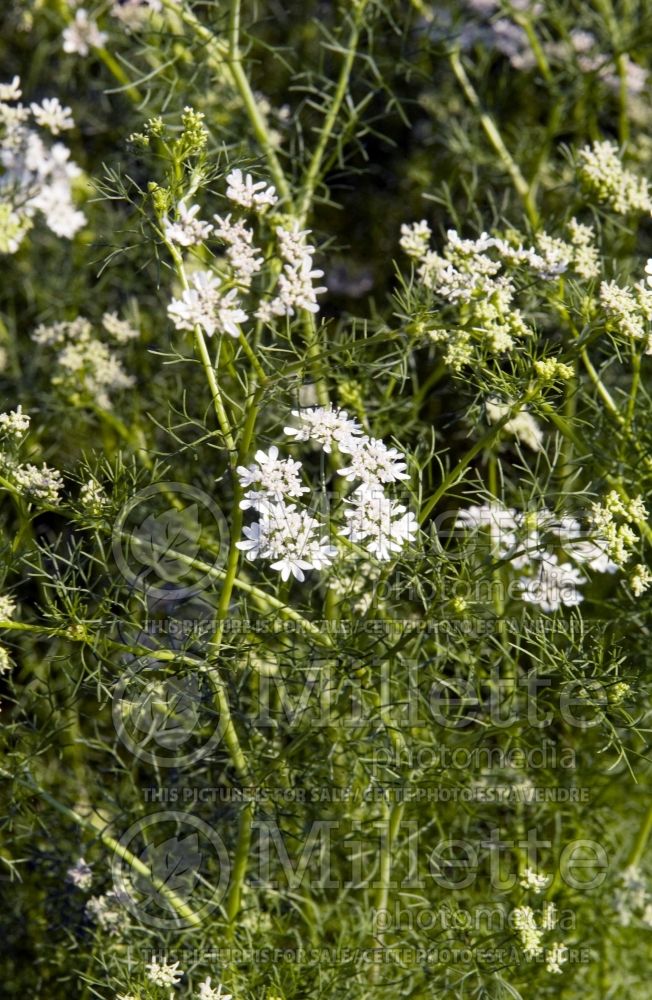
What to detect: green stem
<box><xmin>296</xmin><ymin>0</ymin><xmax>370</xmax><ymax>224</ymax></box>
<box><xmin>449</xmin><ymin>49</ymin><xmax>539</xmax><ymax>227</ymax></box>
<box><xmin>226</xmin><ymin>0</ymin><xmax>292</xmax><ymax>205</ymax></box>
<box><xmin>372</xmin><ymin>799</ymin><xmax>405</xmax><ymax>980</ymax></box>
<box><xmin>627</xmin><ymin>801</ymin><xmax>652</xmax><ymax>868</ymax></box>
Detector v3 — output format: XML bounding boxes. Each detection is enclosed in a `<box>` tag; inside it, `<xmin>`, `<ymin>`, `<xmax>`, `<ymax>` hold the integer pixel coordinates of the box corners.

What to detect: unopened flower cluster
<box><xmin>32</xmin><ymin>313</ymin><xmax>138</xmax><ymax>409</ymax></box>
<box><xmin>166</xmin><ymin>163</ymin><xmax>326</xmax><ymax>339</ymax></box>
<box><xmin>0</xmin><ymin>76</ymin><xmax>84</xmax><ymax>252</ymax></box>
<box><xmin>236</xmin><ymin>405</ymin><xmax>417</xmax><ymax>582</ymax></box>
<box><xmin>577</xmin><ymin>141</ymin><xmax>652</xmax><ymax>215</ymax></box>
<box><xmin>590</xmin><ymin>490</ymin><xmax>648</xmax><ymax>569</ymax></box>
<box><xmin>455</xmin><ymin>502</ymin><xmax>622</xmax><ymax>611</ymax></box>
<box><xmin>400</xmin><ymin>221</ymin><xmax>599</xmax><ymax>370</ymax></box>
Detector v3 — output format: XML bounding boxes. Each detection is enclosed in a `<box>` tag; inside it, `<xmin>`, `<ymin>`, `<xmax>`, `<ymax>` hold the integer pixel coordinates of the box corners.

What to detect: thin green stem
<box><xmin>296</xmin><ymin>0</ymin><xmax>370</xmax><ymax>224</ymax></box>
<box><xmin>627</xmin><ymin>800</ymin><xmax>652</xmax><ymax>868</ymax></box>
<box><xmin>226</xmin><ymin>0</ymin><xmax>292</xmax><ymax>205</ymax></box>
<box><xmin>449</xmin><ymin>49</ymin><xmax>539</xmax><ymax>227</ymax></box>
<box><xmin>371</xmin><ymin>799</ymin><xmax>405</xmax><ymax>980</ymax></box>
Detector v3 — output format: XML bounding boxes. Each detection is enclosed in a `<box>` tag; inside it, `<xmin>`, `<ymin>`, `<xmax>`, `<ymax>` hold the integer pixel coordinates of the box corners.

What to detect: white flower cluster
<box><xmin>12</xmin><ymin>463</ymin><xmax>64</xmax><ymax>505</ymax></box>
<box><xmin>146</xmin><ymin>957</ymin><xmax>183</xmax><ymax>988</ymax></box>
<box><xmin>213</xmin><ymin>214</ymin><xmax>263</xmax><ymax>288</ymax></box>
<box><xmin>62</xmin><ymin>9</ymin><xmax>107</xmax><ymax>56</ymax></box>
<box><xmin>511</xmin><ymin>903</ymin><xmax>568</xmax><ymax>974</ymax></box>
<box><xmin>400</xmin><ymin>222</ymin><xmax>596</xmax><ymax>369</ymax></box>
<box><xmin>0</xmin><ymin>594</ymin><xmax>16</xmax><ymax>620</ymax></box>
<box><xmin>519</xmin><ymin>867</ymin><xmax>549</xmax><ymax>891</ymax></box>
<box><xmin>577</xmin><ymin>140</ymin><xmax>652</xmax><ymax>215</ymax></box>
<box><xmin>80</xmin><ymin>478</ymin><xmax>108</xmax><ymax>515</ymax></box>
<box><xmin>168</xmin><ymin>270</ymin><xmax>248</xmax><ymax>339</ymax></box>
<box><xmin>630</xmin><ymin>563</ymin><xmax>652</xmax><ymax>597</ymax></box>
<box><xmin>258</xmin><ymin>224</ymin><xmax>327</xmax><ymax>318</ymax></box>
<box><xmin>140</xmin><ymin>960</ymin><xmax>232</xmax><ymax>1000</ymax></box>
<box><xmin>455</xmin><ymin>503</ymin><xmax>619</xmax><ymax>611</ymax></box>
<box><xmin>32</xmin><ymin>315</ymin><xmax>135</xmax><ymax>409</ymax></box>
<box><xmin>110</xmin><ymin>0</ymin><xmax>170</xmax><ymax>27</ymax></box>
<box><xmin>225</xmin><ymin>168</ymin><xmax>277</xmax><ymax>210</ymax></box>
<box><xmin>599</xmin><ymin>270</ymin><xmax>652</xmax><ymax>354</ymax></box>
<box><xmin>613</xmin><ymin>866</ymin><xmax>652</xmax><ymax>928</ymax></box>
<box><xmin>166</xmin><ymin>171</ymin><xmax>327</xmax><ymax>339</ymax></box>
<box><xmin>0</xmin><ymin>405</ymin><xmax>30</xmax><ymax>438</ymax></box>
<box><xmin>236</xmin><ymin>405</ymin><xmax>417</xmax><ymax>582</ymax></box>
<box><xmin>0</xmin><ymin>645</ymin><xmax>12</xmax><ymax>675</ymax></box>
<box><xmin>0</xmin><ymin>76</ymin><xmax>84</xmax><ymax>252</ymax></box>
<box><xmin>590</xmin><ymin>490</ymin><xmax>648</xmax><ymax>567</ymax></box>
<box><xmin>85</xmin><ymin>891</ymin><xmax>123</xmax><ymax>932</ymax></box>
<box><xmin>164</xmin><ymin>200</ymin><xmax>214</xmax><ymax>247</ymax></box>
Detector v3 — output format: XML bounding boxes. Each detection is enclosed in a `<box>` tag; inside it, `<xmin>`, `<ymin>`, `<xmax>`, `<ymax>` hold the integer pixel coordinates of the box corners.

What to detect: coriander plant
<box><xmin>1</xmin><ymin>1</ymin><xmax>652</xmax><ymax>998</ymax></box>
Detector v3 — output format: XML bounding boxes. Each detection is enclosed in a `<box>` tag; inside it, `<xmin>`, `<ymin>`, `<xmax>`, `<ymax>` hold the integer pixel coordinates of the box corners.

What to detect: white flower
<box><xmin>85</xmin><ymin>891</ymin><xmax>122</xmax><ymax>931</ymax></box>
<box><xmin>13</xmin><ymin>463</ymin><xmax>64</xmax><ymax>505</ymax></box>
<box><xmin>146</xmin><ymin>957</ymin><xmax>183</xmax><ymax>988</ymax></box>
<box><xmin>512</xmin><ymin>905</ymin><xmax>543</xmax><ymax>958</ymax></box>
<box><xmin>270</xmin><ymin>258</ymin><xmax>327</xmax><ymax>316</ymax></box>
<box><xmin>30</xmin><ymin>98</ymin><xmax>74</xmax><ymax>135</ymax></box>
<box><xmin>646</xmin><ymin>259</ymin><xmax>652</xmax><ymax>287</ymax></box>
<box><xmin>0</xmin><ymin>646</ymin><xmax>12</xmax><ymax>675</ymax></box>
<box><xmin>80</xmin><ymin>479</ymin><xmax>107</xmax><ymax>514</ymax></box>
<box><xmin>0</xmin><ymin>76</ymin><xmax>22</xmax><ymax>102</ymax></box>
<box><xmin>284</xmin><ymin>404</ymin><xmax>362</xmax><ymax>453</ymax></box>
<box><xmin>276</xmin><ymin>224</ymin><xmax>316</xmax><ymax>266</ymax></box>
<box><xmin>541</xmin><ymin>901</ymin><xmax>557</xmax><ymax>931</ymax></box>
<box><xmin>225</xmin><ymin>168</ymin><xmax>278</xmax><ymax>209</ymax></box>
<box><xmin>338</xmin><ymin>436</ymin><xmax>410</xmax><ymax>485</ymax></box>
<box><xmin>237</xmin><ymin>445</ymin><xmax>309</xmax><ymax>507</ymax></box>
<box><xmin>630</xmin><ymin>563</ymin><xmax>652</xmax><ymax>597</ymax></box>
<box><xmin>577</xmin><ymin>140</ymin><xmax>652</xmax><ymax>214</ymax></box>
<box><xmin>0</xmin><ymin>595</ymin><xmax>17</xmax><ymax>620</ymax></box>
<box><xmin>519</xmin><ymin>867</ymin><xmax>549</xmax><ymax>891</ymax></box>
<box><xmin>213</xmin><ymin>214</ymin><xmax>263</xmax><ymax>287</ymax></box>
<box><xmin>237</xmin><ymin>500</ymin><xmax>336</xmax><ymax>582</ymax></box>
<box><xmin>0</xmin><ymin>405</ymin><xmax>30</xmax><ymax>438</ymax></box>
<box><xmin>339</xmin><ymin>486</ymin><xmax>418</xmax><ymax>561</ymax></box>
<box><xmin>110</xmin><ymin>0</ymin><xmax>165</xmax><ymax>25</ymax></box>
<box><xmin>102</xmin><ymin>312</ymin><xmax>139</xmax><ymax>343</ymax></box>
<box><xmin>197</xmin><ymin>977</ymin><xmax>232</xmax><ymax>1000</ymax></box>
<box><xmin>164</xmin><ymin>201</ymin><xmax>213</xmax><ymax>247</ymax></box>
<box><xmin>168</xmin><ymin>270</ymin><xmax>248</xmax><ymax>338</ymax></box>
<box><xmin>399</xmin><ymin>219</ymin><xmax>432</xmax><ymax>259</ymax></box>
<box><xmin>66</xmin><ymin>857</ymin><xmax>93</xmax><ymax>890</ymax></box>
<box><xmin>0</xmin><ymin>126</ymin><xmax>85</xmax><ymax>248</ymax></box>
<box><xmin>62</xmin><ymin>9</ymin><xmax>108</xmax><ymax>56</ymax></box>
<box><xmin>545</xmin><ymin>942</ymin><xmax>568</xmax><ymax>974</ymax></box>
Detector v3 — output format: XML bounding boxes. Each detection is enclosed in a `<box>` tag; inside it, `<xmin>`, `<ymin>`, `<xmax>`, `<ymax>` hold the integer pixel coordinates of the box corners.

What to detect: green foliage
<box><xmin>1</xmin><ymin>1</ymin><xmax>652</xmax><ymax>998</ymax></box>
